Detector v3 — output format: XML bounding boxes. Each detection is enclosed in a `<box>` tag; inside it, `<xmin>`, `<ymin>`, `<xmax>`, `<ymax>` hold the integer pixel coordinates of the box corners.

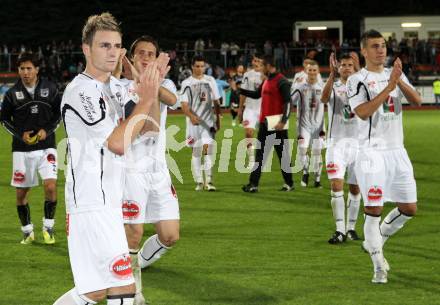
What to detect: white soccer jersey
<box><xmin>241</xmin><ymin>69</ymin><xmax>262</xmax><ymax>111</ymax></box>
<box><xmin>347</xmin><ymin>68</ymin><xmax>413</xmax><ymax>150</ymax></box>
<box><xmin>327</xmin><ymin>80</ymin><xmax>358</xmax><ymax>143</ymax></box>
<box><xmin>179</xmin><ymin>75</ymin><xmax>220</xmax><ymax>128</ymax></box>
<box><xmin>291</xmin><ymin>81</ymin><xmax>325</xmax><ymax>135</ymax></box>
<box><xmin>293</xmin><ymin>70</ymin><xmax>323</xmax><ymax>86</ymax></box>
<box><xmin>123</xmin><ymin>79</ymin><xmax>178</xmax><ymax>170</ymax></box>
<box><xmin>62</xmin><ymin>73</ymin><xmax>129</xmax><ymax>214</ymax></box>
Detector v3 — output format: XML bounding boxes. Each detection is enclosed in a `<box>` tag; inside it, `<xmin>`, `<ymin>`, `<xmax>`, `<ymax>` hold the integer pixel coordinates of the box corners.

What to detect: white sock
<box><xmin>298</xmin><ymin>150</ymin><xmax>309</xmax><ymax>173</ymax></box>
<box><xmin>331</xmin><ymin>191</ymin><xmax>345</xmax><ymax>234</ymax></box>
<box><xmin>53</xmin><ymin>288</ymin><xmax>97</xmax><ymax>305</ymax></box>
<box><xmin>247</xmin><ymin>144</ymin><xmax>255</xmax><ymax>162</ymax></box>
<box><xmin>129</xmin><ymin>249</ymin><xmax>142</xmax><ymax>296</ymax></box>
<box><xmin>21</xmin><ymin>223</ymin><xmax>34</xmax><ymax>234</ymax></box>
<box><xmin>107</xmin><ymin>295</ymin><xmax>134</xmax><ymax>305</ymax></box>
<box><xmin>380</xmin><ymin>208</ymin><xmax>413</xmax><ymax>246</ymax></box>
<box><xmin>364</xmin><ymin>214</ymin><xmax>385</xmax><ymax>271</ymax></box>
<box><xmin>43</xmin><ymin>218</ymin><xmax>55</xmax><ymax>230</ymax></box>
<box><xmin>311</xmin><ymin>153</ymin><xmax>322</xmax><ymax>182</ymax></box>
<box><xmin>346</xmin><ymin>192</ymin><xmax>361</xmax><ymax>231</ymax></box>
<box><xmin>138</xmin><ymin>234</ymin><xmax>170</xmax><ymax>269</ymax></box>
<box><xmin>203</xmin><ymin>154</ymin><xmax>213</xmax><ymax>184</ymax></box>
<box><xmin>191</xmin><ymin>156</ymin><xmax>203</xmax><ymax>184</ymax></box>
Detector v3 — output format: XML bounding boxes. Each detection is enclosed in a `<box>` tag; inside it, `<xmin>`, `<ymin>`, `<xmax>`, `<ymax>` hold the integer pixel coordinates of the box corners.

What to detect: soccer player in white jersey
<box><xmin>116</xmin><ymin>36</ymin><xmax>180</xmax><ymax>305</ymax></box>
<box><xmin>291</xmin><ymin>60</ymin><xmax>325</xmax><ymax>188</ymax></box>
<box><xmin>292</xmin><ymin>58</ymin><xmax>323</xmax><ymax>88</ymax></box>
<box><xmin>237</xmin><ymin>53</ymin><xmax>263</xmax><ymax>167</ymax></box>
<box><xmin>321</xmin><ymin>53</ymin><xmax>362</xmax><ymax>244</ymax></box>
<box><xmin>180</xmin><ymin>55</ymin><xmax>221</xmax><ymax>191</ymax></box>
<box><xmin>53</xmin><ymin>13</ymin><xmax>168</xmax><ymax>305</ymax></box>
<box><xmin>347</xmin><ymin>30</ymin><xmax>421</xmax><ymax>284</ymax></box>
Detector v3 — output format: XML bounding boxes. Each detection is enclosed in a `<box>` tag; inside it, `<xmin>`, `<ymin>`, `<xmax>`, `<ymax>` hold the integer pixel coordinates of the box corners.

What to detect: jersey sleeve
<box><xmin>161</xmin><ymin>79</ymin><xmax>179</xmax><ymax>109</ymax></box>
<box><xmin>210</xmin><ymin>77</ymin><xmax>221</xmax><ymax>101</ymax></box>
<box><xmin>398</xmin><ymin>72</ymin><xmax>415</xmax><ymax>98</ymax></box>
<box><xmin>347</xmin><ymin>75</ymin><xmax>369</xmax><ymax>111</ymax></box>
<box><xmin>241</xmin><ymin>74</ymin><xmax>250</xmax><ymax>90</ymax></box>
<box><xmin>61</xmin><ymin>83</ymin><xmax>114</xmax><ymax>146</ymax></box>
<box><xmin>179</xmin><ymin>81</ymin><xmax>191</xmax><ymax>105</ymax></box>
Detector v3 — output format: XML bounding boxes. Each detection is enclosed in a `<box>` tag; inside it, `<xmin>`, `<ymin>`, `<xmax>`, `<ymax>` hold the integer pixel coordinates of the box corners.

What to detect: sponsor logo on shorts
<box><xmin>47</xmin><ymin>154</ymin><xmax>56</xmax><ymax>164</ymax></box>
<box><xmin>367</xmin><ymin>186</ymin><xmax>383</xmax><ymax>202</ymax></box>
<box><xmin>13</xmin><ymin>171</ymin><xmax>25</xmax><ymax>183</ymax></box>
<box><xmin>326</xmin><ymin>162</ymin><xmax>339</xmax><ymax>175</ymax></box>
<box><xmin>110</xmin><ymin>254</ymin><xmax>132</xmax><ymax>280</ymax></box>
<box><xmin>243</xmin><ymin>120</ymin><xmax>249</xmax><ymax>127</ymax></box>
<box><xmin>122</xmin><ymin>200</ymin><xmax>140</xmax><ymax>220</ymax></box>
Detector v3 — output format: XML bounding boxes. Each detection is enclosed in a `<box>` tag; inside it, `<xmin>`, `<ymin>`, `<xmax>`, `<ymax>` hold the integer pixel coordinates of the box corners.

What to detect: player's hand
<box><xmin>388</xmin><ymin>58</ymin><xmax>402</xmax><ymax>91</ymax></box>
<box><xmin>237</xmin><ymin>108</ymin><xmax>243</xmax><ymax>123</ymax></box>
<box><xmin>37</xmin><ymin>129</ymin><xmax>47</xmax><ymax>141</ymax></box>
<box><xmin>274</xmin><ymin>121</ymin><xmax>285</xmax><ymax>131</ymax></box>
<box><xmin>156</xmin><ymin>52</ymin><xmax>171</xmax><ymax>81</ymax></box>
<box><xmin>216</xmin><ymin>117</ymin><xmax>221</xmax><ymax>131</ymax></box>
<box><xmin>22</xmin><ymin>130</ymin><xmax>38</xmax><ymax>145</ymax></box>
<box><xmin>112</xmin><ymin>48</ymin><xmax>127</xmax><ymax>78</ymax></box>
<box><xmin>122</xmin><ymin>56</ymin><xmax>139</xmax><ymax>81</ymax></box>
<box><xmin>329</xmin><ymin>52</ymin><xmax>339</xmax><ymax>75</ymax></box>
<box><xmin>190</xmin><ymin>115</ymin><xmax>200</xmax><ymax>125</ymax></box>
<box><xmin>350</xmin><ymin>51</ymin><xmax>361</xmax><ymax>71</ymax></box>
<box><xmin>136</xmin><ymin>61</ymin><xmax>160</xmax><ymax>108</ymax></box>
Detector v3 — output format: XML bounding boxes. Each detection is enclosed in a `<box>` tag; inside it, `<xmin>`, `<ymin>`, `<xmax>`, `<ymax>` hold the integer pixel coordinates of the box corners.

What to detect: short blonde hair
<box><xmin>82</xmin><ymin>12</ymin><xmax>122</xmax><ymax>45</ymax></box>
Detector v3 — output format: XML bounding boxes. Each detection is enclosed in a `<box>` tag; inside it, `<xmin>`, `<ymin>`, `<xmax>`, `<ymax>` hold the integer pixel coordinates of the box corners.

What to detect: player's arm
<box><xmin>159</xmin><ymin>86</ymin><xmax>177</xmax><ymax>107</ymax></box>
<box><xmin>277</xmin><ymin>78</ymin><xmax>292</xmax><ymax>128</ymax></box>
<box><xmin>0</xmin><ymin>92</ymin><xmax>26</xmax><ymax>142</ymax></box>
<box><xmin>322</xmin><ymin>53</ymin><xmax>338</xmax><ymax>104</ymax></box>
<box><xmin>179</xmin><ymin>85</ymin><xmax>200</xmax><ymax>125</ymax></box>
<box><xmin>398</xmin><ymin>75</ymin><xmax>422</xmax><ymax>106</ymax></box>
<box><xmin>350</xmin><ymin>61</ymin><xmax>402</xmax><ymax>120</ymax></box>
<box><xmin>39</xmin><ymin>86</ymin><xmax>62</xmax><ymax>141</ymax></box>
<box><xmin>240</xmin><ymin>82</ymin><xmax>262</xmax><ymax>99</ymax></box>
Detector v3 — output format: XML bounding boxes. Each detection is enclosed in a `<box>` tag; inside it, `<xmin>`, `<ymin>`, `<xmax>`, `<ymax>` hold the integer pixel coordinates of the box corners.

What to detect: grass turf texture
<box><xmin>0</xmin><ymin>111</ymin><xmax>439</xmax><ymax>305</ymax></box>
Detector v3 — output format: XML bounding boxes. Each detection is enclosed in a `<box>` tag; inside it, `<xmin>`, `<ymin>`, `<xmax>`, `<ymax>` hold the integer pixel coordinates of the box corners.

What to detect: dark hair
<box><xmin>17</xmin><ymin>52</ymin><xmax>39</xmax><ymax>67</ymax></box>
<box><xmin>339</xmin><ymin>53</ymin><xmax>353</xmax><ymax>61</ymax></box>
<box><xmin>262</xmin><ymin>54</ymin><xmax>275</xmax><ymax>67</ymax></box>
<box><xmin>192</xmin><ymin>55</ymin><xmax>205</xmax><ymax>65</ymax></box>
<box><xmin>361</xmin><ymin>29</ymin><xmax>384</xmax><ymax>48</ymax></box>
<box><xmin>129</xmin><ymin>35</ymin><xmax>159</xmax><ymax>58</ymax></box>
<box><xmin>253</xmin><ymin>51</ymin><xmax>263</xmax><ymax>59</ymax></box>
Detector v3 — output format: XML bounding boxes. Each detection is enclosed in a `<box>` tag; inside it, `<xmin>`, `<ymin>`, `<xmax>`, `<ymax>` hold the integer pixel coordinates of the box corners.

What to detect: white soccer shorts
<box><xmin>325</xmin><ymin>142</ymin><xmax>358</xmax><ymax>185</ymax></box>
<box><xmin>123</xmin><ymin>167</ymin><xmax>180</xmax><ymax>224</ymax></box>
<box><xmin>186</xmin><ymin>123</ymin><xmax>215</xmax><ymax>147</ymax></box>
<box><xmin>67</xmin><ymin>208</ymin><xmax>134</xmax><ymax>294</ymax></box>
<box><xmin>297</xmin><ymin>128</ymin><xmax>325</xmax><ymax>150</ymax></box>
<box><xmin>354</xmin><ymin>148</ymin><xmax>417</xmax><ymax>207</ymax></box>
<box><xmin>242</xmin><ymin>108</ymin><xmax>260</xmax><ymax>129</ymax></box>
<box><xmin>11</xmin><ymin>148</ymin><xmax>58</xmax><ymax>187</ymax></box>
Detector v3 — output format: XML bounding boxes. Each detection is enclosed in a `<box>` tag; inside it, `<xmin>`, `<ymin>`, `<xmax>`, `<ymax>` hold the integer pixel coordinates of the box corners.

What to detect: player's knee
<box><xmin>364</xmin><ymin>206</ymin><xmax>382</xmax><ymax>216</ymax></box>
<box><xmin>311</xmin><ymin>148</ymin><xmax>322</xmax><ymax>156</ymax></box>
<box><xmin>44</xmin><ymin>182</ymin><xmax>57</xmax><ymax>197</ymax></box>
<box><xmin>330</xmin><ymin>180</ymin><xmax>344</xmax><ymax>192</ymax></box>
<box><xmin>159</xmin><ymin>232</ymin><xmax>179</xmax><ymax>247</ymax></box>
<box><xmin>349</xmin><ymin>184</ymin><xmax>361</xmax><ymax>195</ymax></box>
<box><xmin>398</xmin><ymin>204</ymin><xmax>417</xmax><ymax>217</ymax></box>
<box><xmin>84</xmin><ymin>289</ymin><xmax>107</xmax><ymax>302</ymax></box>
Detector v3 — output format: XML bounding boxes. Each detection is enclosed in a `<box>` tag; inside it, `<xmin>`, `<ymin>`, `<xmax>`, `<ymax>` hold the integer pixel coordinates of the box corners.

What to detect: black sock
<box><xmin>17</xmin><ymin>204</ymin><xmax>31</xmax><ymax>226</ymax></box>
<box><xmin>44</xmin><ymin>200</ymin><xmax>57</xmax><ymax>219</ymax></box>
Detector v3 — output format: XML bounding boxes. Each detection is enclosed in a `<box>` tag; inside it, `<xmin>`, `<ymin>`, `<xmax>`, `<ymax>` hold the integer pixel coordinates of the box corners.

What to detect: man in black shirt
<box><xmin>0</xmin><ymin>52</ymin><xmax>60</xmax><ymax>244</ymax></box>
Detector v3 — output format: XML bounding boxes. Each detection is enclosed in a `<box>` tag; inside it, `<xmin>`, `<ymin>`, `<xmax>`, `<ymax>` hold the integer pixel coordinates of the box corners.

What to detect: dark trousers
<box><xmin>249</xmin><ymin>122</ymin><xmax>293</xmax><ymax>187</ymax></box>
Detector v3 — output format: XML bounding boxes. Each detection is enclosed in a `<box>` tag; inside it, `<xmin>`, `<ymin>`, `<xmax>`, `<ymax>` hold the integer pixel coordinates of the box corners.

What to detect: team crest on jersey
<box><xmin>367</xmin><ymin>186</ymin><xmax>383</xmax><ymax>202</ymax></box>
<box><xmin>383</xmin><ymin>96</ymin><xmax>395</xmax><ymax>113</ymax></box>
<box><xmin>342</xmin><ymin>104</ymin><xmax>355</xmax><ymax>120</ymax></box>
<box><xmin>326</xmin><ymin>162</ymin><xmax>339</xmax><ymax>175</ymax></box>
<box><xmin>122</xmin><ymin>200</ymin><xmax>140</xmax><ymax>220</ymax></box>
<box><xmin>40</xmin><ymin>88</ymin><xmax>49</xmax><ymax>97</ymax></box>
<box><xmin>13</xmin><ymin>171</ymin><xmax>25</xmax><ymax>183</ymax></box>
<box><xmin>200</xmin><ymin>91</ymin><xmax>207</xmax><ymax>102</ymax></box>
<box><xmin>109</xmin><ymin>254</ymin><xmax>133</xmax><ymax>280</ymax></box>
<box><xmin>15</xmin><ymin>91</ymin><xmax>24</xmax><ymax>100</ymax></box>
<box><xmin>47</xmin><ymin>154</ymin><xmax>56</xmax><ymax>164</ymax></box>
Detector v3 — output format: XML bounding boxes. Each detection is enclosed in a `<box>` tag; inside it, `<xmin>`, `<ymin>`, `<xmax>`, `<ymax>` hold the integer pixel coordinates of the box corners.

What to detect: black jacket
<box><xmin>0</xmin><ymin>78</ymin><xmax>61</xmax><ymax>152</ymax></box>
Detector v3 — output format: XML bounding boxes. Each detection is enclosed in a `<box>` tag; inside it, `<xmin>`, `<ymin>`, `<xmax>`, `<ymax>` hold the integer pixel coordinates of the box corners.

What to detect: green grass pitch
<box><xmin>0</xmin><ymin>110</ymin><xmax>439</xmax><ymax>305</ymax></box>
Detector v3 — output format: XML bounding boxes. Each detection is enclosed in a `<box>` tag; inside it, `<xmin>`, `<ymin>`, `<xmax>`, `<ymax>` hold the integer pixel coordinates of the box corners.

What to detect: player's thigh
<box><xmin>389</xmin><ymin>149</ymin><xmax>417</xmax><ymax>206</ymax></box>
<box><xmin>325</xmin><ymin>146</ymin><xmax>347</xmax><ymax>181</ymax></box>
<box><xmin>354</xmin><ymin>150</ymin><xmax>387</xmax><ymax>207</ymax></box>
<box><xmin>38</xmin><ymin>148</ymin><xmax>58</xmax><ymax>181</ymax></box>
<box><xmin>243</xmin><ymin>108</ymin><xmax>258</xmax><ymax>130</ymax></box>
<box><xmin>297</xmin><ymin>130</ymin><xmax>311</xmax><ymax>154</ymax></box>
<box><xmin>11</xmin><ymin>152</ymin><xmax>38</xmax><ymax>188</ymax></box>
<box><xmin>155</xmin><ymin>220</ymin><xmax>180</xmax><ymax>245</ymax></box>
<box><xmin>122</xmin><ymin>173</ymin><xmax>148</xmax><ymax>225</ymax></box>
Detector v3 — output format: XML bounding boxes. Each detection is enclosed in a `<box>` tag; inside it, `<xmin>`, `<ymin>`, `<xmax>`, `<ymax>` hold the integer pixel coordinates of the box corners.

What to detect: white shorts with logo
<box><xmin>354</xmin><ymin>148</ymin><xmax>417</xmax><ymax>207</ymax></box>
<box><xmin>123</xmin><ymin>166</ymin><xmax>179</xmax><ymax>225</ymax></box>
<box><xmin>325</xmin><ymin>142</ymin><xmax>357</xmax><ymax>185</ymax></box>
<box><xmin>11</xmin><ymin>148</ymin><xmax>58</xmax><ymax>187</ymax></box>
<box><xmin>67</xmin><ymin>208</ymin><xmax>134</xmax><ymax>295</ymax></box>
<box><xmin>242</xmin><ymin>107</ymin><xmax>260</xmax><ymax>129</ymax></box>
<box><xmin>186</xmin><ymin>121</ymin><xmax>215</xmax><ymax>147</ymax></box>
<box><xmin>297</xmin><ymin>128</ymin><xmax>325</xmax><ymax>149</ymax></box>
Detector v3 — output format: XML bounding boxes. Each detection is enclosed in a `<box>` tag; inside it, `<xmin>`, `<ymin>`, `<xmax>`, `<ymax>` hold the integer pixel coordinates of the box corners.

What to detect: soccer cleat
<box><xmin>242</xmin><ymin>184</ymin><xmax>258</xmax><ymax>193</ymax></box>
<box><xmin>20</xmin><ymin>231</ymin><xmax>35</xmax><ymax>244</ymax></box>
<box><xmin>328</xmin><ymin>231</ymin><xmax>347</xmax><ymax>244</ymax></box>
<box><xmin>372</xmin><ymin>269</ymin><xmax>388</xmax><ymax>284</ymax></box>
<box><xmin>43</xmin><ymin>228</ymin><xmax>55</xmax><ymax>244</ymax></box>
<box><xmin>195</xmin><ymin>183</ymin><xmax>204</xmax><ymax>191</ymax></box>
<box><xmin>347</xmin><ymin>230</ymin><xmax>360</xmax><ymax>240</ymax></box>
<box><xmin>204</xmin><ymin>183</ymin><xmax>217</xmax><ymax>192</ymax></box>
<box><xmin>301</xmin><ymin>173</ymin><xmax>309</xmax><ymax>187</ymax></box>
<box><xmin>314</xmin><ymin>181</ymin><xmax>322</xmax><ymax>188</ymax></box>
<box><xmin>280</xmin><ymin>184</ymin><xmax>294</xmax><ymax>192</ymax></box>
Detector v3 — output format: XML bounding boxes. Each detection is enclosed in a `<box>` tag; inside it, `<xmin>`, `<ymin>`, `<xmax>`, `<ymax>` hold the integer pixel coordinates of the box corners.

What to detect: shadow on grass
<box><xmin>143</xmin><ymin>267</ymin><xmax>278</xmax><ymax>305</ymax></box>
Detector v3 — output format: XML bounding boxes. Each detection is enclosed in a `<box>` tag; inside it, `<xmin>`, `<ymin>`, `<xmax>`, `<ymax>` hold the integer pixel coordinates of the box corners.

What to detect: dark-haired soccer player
<box><xmin>0</xmin><ymin>52</ymin><xmax>60</xmax><ymax>245</ymax></box>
